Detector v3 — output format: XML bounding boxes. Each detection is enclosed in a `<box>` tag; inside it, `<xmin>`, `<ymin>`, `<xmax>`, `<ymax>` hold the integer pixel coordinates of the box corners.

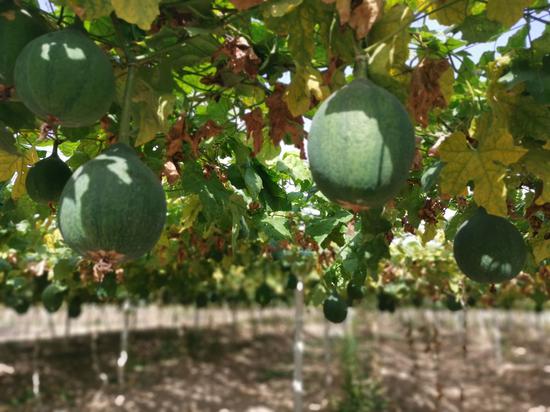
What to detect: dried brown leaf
<box><xmin>230</xmin><ymin>0</ymin><xmax>264</xmax><ymax>11</ymax></box>
<box><xmin>266</xmin><ymin>84</ymin><xmax>306</xmax><ymax>158</ymax></box>
<box><xmin>408</xmin><ymin>59</ymin><xmax>452</xmax><ymax>128</ymax></box>
<box><xmin>242</xmin><ymin>108</ymin><xmax>265</xmax><ymax>156</ymax></box>
<box><xmin>349</xmin><ymin>0</ymin><xmax>383</xmax><ymax>39</ymax></box>
<box><xmin>322</xmin><ymin>0</ymin><xmax>352</xmax><ymax>24</ymax></box>
<box><xmin>214</xmin><ymin>36</ymin><xmax>261</xmax><ymax>78</ymax></box>
<box><xmin>163</xmin><ymin>160</ymin><xmax>180</xmax><ymax>185</ymax></box>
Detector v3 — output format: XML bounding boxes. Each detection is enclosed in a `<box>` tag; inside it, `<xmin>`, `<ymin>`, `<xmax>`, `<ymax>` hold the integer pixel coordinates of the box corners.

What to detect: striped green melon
<box><xmin>307</xmin><ymin>78</ymin><xmax>415</xmax><ymax>209</ymax></box>
<box><xmin>26</xmin><ymin>154</ymin><xmax>72</xmax><ymax>203</ymax></box>
<box><xmin>58</xmin><ymin>143</ymin><xmax>167</xmax><ymax>262</ymax></box>
<box><xmin>453</xmin><ymin>208</ymin><xmax>526</xmax><ymax>283</ymax></box>
<box><xmin>14</xmin><ymin>29</ymin><xmax>115</xmax><ymax>127</ymax></box>
<box><xmin>0</xmin><ymin>3</ymin><xmax>48</xmax><ymax>86</ymax></box>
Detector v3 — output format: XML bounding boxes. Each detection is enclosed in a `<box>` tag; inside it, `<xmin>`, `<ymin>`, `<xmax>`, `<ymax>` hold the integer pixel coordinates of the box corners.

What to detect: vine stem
<box><xmin>119</xmin><ymin>65</ymin><xmax>136</xmax><ymax>146</ymax></box>
<box><xmin>111</xmin><ymin>14</ymin><xmax>136</xmax><ymax>146</ymax></box>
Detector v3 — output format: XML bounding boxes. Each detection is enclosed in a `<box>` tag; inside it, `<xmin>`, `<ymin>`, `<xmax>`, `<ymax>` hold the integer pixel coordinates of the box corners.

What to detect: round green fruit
<box><xmin>57</xmin><ymin>143</ymin><xmax>167</xmax><ymax>262</ymax></box>
<box><xmin>255</xmin><ymin>282</ymin><xmax>274</xmax><ymax>307</ymax></box>
<box><xmin>346</xmin><ymin>281</ymin><xmax>365</xmax><ymax>301</ymax></box>
<box><xmin>377</xmin><ymin>290</ymin><xmax>398</xmax><ymax>313</ymax></box>
<box><xmin>195</xmin><ymin>292</ymin><xmax>209</xmax><ymax>308</ymax></box>
<box><xmin>0</xmin><ymin>3</ymin><xmax>48</xmax><ymax>86</ymax></box>
<box><xmin>67</xmin><ymin>297</ymin><xmax>82</xmax><ymax>318</ymax></box>
<box><xmin>14</xmin><ymin>29</ymin><xmax>115</xmax><ymax>127</ymax></box>
<box><xmin>307</xmin><ymin>78</ymin><xmax>415</xmax><ymax>209</ymax></box>
<box><xmin>453</xmin><ymin>208</ymin><xmax>526</xmax><ymax>283</ymax></box>
<box><xmin>323</xmin><ymin>294</ymin><xmax>348</xmax><ymax>323</ymax></box>
<box><xmin>26</xmin><ymin>155</ymin><xmax>72</xmax><ymax>203</ymax></box>
<box><xmin>42</xmin><ymin>284</ymin><xmax>65</xmax><ymax>313</ymax></box>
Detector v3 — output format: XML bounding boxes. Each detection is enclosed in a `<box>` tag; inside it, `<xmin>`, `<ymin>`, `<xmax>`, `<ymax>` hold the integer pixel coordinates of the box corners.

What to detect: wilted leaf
<box><xmin>439</xmin><ymin>114</ymin><xmax>527</xmax><ymax>216</ymax></box>
<box><xmin>408</xmin><ymin>58</ymin><xmax>453</xmax><ymax>127</ymax></box>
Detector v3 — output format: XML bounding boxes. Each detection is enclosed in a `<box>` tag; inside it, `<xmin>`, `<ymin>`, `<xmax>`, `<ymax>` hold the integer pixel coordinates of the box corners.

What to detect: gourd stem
<box><xmin>51</xmin><ymin>139</ymin><xmax>60</xmax><ymax>157</ymax></box>
<box><xmin>353</xmin><ymin>39</ymin><xmax>369</xmax><ymax>80</ymax></box>
<box><xmin>119</xmin><ymin>64</ymin><xmax>136</xmax><ymax>146</ymax></box>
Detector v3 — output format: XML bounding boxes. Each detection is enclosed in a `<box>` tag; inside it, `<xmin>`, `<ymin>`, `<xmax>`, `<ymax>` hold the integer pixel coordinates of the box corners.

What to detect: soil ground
<box><xmin>1</xmin><ymin>307</ymin><xmax>550</xmax><ymax>412</ymax></box>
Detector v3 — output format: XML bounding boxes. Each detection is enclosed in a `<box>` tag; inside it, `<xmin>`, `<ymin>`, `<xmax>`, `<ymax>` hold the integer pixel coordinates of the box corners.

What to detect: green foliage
<box><xmin>334</xmin><ymin>325</ymin><xmax>388</xmax><ymax>412</ymax></box>
<box><xmin>0</xmin><ymin>0</ymin><xmax>547</xmax><ymax>312</ymax></box>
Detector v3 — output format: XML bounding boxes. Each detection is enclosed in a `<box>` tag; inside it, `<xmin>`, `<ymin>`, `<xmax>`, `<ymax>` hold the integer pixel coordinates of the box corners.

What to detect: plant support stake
<box><xmin>293</xmin><ymin>280</ymin><xmax>304</xmax><ymax>412</ymax></box>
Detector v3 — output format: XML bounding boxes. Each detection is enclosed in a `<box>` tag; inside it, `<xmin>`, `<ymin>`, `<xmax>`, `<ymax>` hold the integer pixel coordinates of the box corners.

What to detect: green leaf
<box><xmin>258</xmin><ymin>215</ymin><xmax>291</xmax><ymax>241</ymax></box>
<box><xmin>244</xmin><ymin>167</ymin><xmax>263</xmax><ymax>200</ymax></box>
<box><xmin>459</xmin><ymin>13</ymin><xmax>504</xmax><ymax>43</ymax></box>
<box><xmin>264</xmin><ymin>0</ymin><xmax>330</xmax><ymax>66</ymax></box>
<box><xmin>306</xmin><ymin>213</ymin><xmax>352</xmax><ymax>245</ymax></box>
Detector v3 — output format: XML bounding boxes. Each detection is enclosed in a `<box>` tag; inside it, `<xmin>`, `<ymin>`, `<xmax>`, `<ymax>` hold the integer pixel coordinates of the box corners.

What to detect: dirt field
<box><xmin>1</xmin><ymin>307</ymin><xmax>550</xmax><ymax>412</ymax></box>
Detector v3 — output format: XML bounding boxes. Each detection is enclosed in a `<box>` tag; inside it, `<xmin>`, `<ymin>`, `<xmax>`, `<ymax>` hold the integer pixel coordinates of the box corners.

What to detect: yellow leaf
<box><xmin>135</xmin><ymin>95</ymin><xmax>175</xmax><ymax>147</ymax></box>
<box><xmin>111</xmin><ymin>0</ymin><xmax>160</xmax><ymax>30</ymax></box>
<box><xmin>180</xmin><ymin>195</ymin><xmax>202</xmax><ymax>231</ymax></box>
<box><xmin>522</xmin><ymin>148</ymin><xmax>550</xmax><ymax>205</ymax></box>
<box><xmin>264</xmin><ymin>0</ymin><xmax>303</xmax><ymax>17</ymax></box>
<box><xmin>0</xmin><ymin>148</ymin><xmax>21</xmax><ymax>181</ymax></box>
<box><xmin>420</xmin><ymin>223</ymin><xmax>437</xmax><ymax>244</ymax></box>
<box><xmin>439</xmin><ymin>114</ymin><xmax>527</xmax><ymax>216</ymax></box>
<box><xmin>367</xmin><ymin>4</ymin><xmax>412</xmax><ymax>99</ymax></box>
<box><xmin>439</xmin><ymin>64</ymin><xmax>454</xmax><ymax>104</ymax></box>
<box><xmin>487</xmin><ymin>0</ymin><xmax>533</xmax><ymax>28</ymax></box>
<box><xmin>284</xmin><ymin>65</ymin><xmax>330</xmax><ymax>117</ymax></box>
<box><xmin>418</xmin><ymin>0</ymin><xmax>469</xmax><ymax>26</ymax></box>
<box><xmin>532</xmin><ymin>234</ymin><xmax>550</xmax><ymax>264</ymax></box>
<box><xmin>64</xmin><ymin>0</ymin><xmax>113</xmax><ymax>20</ymax></box>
